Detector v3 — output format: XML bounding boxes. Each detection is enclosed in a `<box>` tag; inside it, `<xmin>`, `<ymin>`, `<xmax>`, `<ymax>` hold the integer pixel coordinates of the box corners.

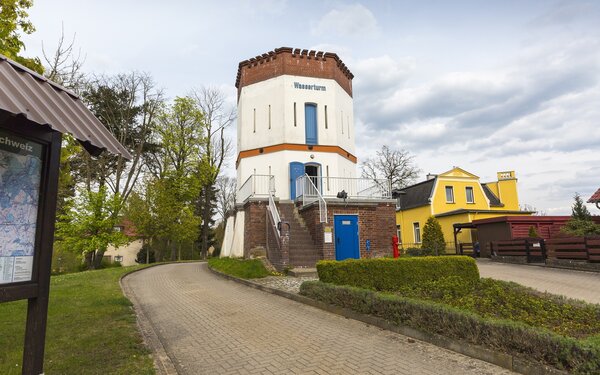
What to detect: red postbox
<box><xmin>392</xmin><ymin>235</ymin><xmax>399</xmax><ymax>258</ymax></box>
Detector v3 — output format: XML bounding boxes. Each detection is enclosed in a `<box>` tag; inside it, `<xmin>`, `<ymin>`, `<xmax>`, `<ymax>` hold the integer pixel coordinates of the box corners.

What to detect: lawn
<box><xmin>0</xmin><ymin>266</ymin><xmax>155</xmax><ymax>375</ymax></box>
<box><xmin>208</xmin><ymin>257</ymin><xmax>272</xmax><ymax>279</ymax></box>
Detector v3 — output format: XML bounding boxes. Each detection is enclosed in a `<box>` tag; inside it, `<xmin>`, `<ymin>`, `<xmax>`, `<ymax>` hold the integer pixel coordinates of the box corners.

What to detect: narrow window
<box><xmin>347</xmin><ymin>115</ymin><xmax>350</xmax><ymax>139</ymax></box>
<box><xmin>466</xmin><ymin>186</ymin><xmax>474</xmax><ymax>203</ymax></box>
<box><xmin>326</xmin><ymin>165</ymin><xmax>330</xmax><ymax>191</ymax></box>
<box><xmin>305</xmin><ymin>103</ymin><xmax>318</xmax><ymax>145</ymax></box>
<box><xmin>445</xmin><ymin>186</ymin><xmax>454</xmax><ymax>203</ymax></box>
<box><xmin>396</xmin><ymin>225</ymin><xmax>402</xmax><ymax>244</ymax></box>
<box><xmin>253</xmin><ymin>108</ymin><xmax>256</xmax><ymax>133</ymax></box>
<box><xmin>268</xmin><ymin>105</ymin><xmax>271</xmax><ymax>129</ymax></box>
<box><xmin>413</xmin><ymin>223</ymin><xmax>421</xmax><ymax>243</ymax></box>
<box><xmin>341</xmin><ymin>110</ymin><xmax>344</xmax><ymax>134</ymax></box>
<box><xmin>324</xmin><ymin>105</ymin><xmax>328</xmax><ymax>129</ymax></box>
<box><xmin>294</xmin><ymin>102</ymin><xmax>297</xmax><ymax>127</ymax></box>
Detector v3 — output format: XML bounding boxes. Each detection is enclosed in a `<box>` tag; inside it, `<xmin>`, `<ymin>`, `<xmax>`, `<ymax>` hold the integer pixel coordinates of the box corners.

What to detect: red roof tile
<box><xmin>588</xmin><ymin>188</ymin><xmax>600</xmax><ymax>203</ymax></box>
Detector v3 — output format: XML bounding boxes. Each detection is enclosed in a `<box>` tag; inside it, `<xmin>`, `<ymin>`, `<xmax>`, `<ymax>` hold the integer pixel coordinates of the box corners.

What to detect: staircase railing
<box><xmin>267</xmin><ymin>186</ymin><xmax>281</xmax><ymax>238</ymax></box>
<box><xmin>296</xmin><ymin>174</ymin><xmax>328</xmax><ymax>223</ymax></box>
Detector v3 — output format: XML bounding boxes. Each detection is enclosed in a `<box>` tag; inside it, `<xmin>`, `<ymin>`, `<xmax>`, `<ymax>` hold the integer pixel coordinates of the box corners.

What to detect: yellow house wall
<box><xmin>496</xmin><ymin>179</ymin><xmax>520</xmax><ymax>210</ymax></box>
<box><xmin>436</xmin><ymin>213</ymin><xmax>472</xmax><ymax>249</ymax></box>
<box><xmin>396</xmin><ymin>205</ymin><xmax>432</xmax><ymax>247</ymax></box>
<box><xmin>431</xmin><ymin>178</ymin><xmax>490</xmax><ymax>213</ymax></box>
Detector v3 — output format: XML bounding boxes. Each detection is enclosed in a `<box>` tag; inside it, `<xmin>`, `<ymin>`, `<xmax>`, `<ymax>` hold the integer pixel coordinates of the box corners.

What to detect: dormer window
<box><xmin>445</xmin><ymin>186</ymin><xmax>454</xmax><ymax>203</ymax></box>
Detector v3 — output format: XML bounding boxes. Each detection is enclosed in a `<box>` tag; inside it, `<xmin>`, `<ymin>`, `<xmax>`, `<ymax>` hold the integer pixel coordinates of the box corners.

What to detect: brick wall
<box><xmin>243</xmin><ymin>200</ymin><xmax>267</xmax><ymax>257</ymax></box>
<box><xmin>236</xmin><ymin>47</ymin><xmax>354</xmax><ymax>98</ymax></box>
<box><xmin>298</xmin><ymin>201</ymin><xmax>396</xmax><ymax>260</ymax></box>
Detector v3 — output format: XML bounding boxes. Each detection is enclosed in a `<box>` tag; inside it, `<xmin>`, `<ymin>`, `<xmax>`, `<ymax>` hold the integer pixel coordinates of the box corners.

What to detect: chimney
<box><xmin>426</xmin><ymin>173</ymin><xmax>437</xmax><ymax>180</ymax></box>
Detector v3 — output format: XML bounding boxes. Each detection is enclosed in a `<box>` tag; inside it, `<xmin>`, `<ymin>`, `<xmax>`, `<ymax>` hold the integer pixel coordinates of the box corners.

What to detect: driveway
<box><xmin>123</xmin><ymin>263</ymin><xmax>513</xmax><ymax>375</ymax></box>
<box><xmin>477</xmin><ymin>259</ymin><xmax>600</xmax><ymax>304</ymax></box>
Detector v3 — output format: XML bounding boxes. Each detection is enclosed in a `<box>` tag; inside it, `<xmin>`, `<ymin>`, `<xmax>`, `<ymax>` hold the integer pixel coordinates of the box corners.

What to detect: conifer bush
<box><xmin>421</xmin><ymin>216</ymin><xmax>446</xmax><ymax>255</ymax></box>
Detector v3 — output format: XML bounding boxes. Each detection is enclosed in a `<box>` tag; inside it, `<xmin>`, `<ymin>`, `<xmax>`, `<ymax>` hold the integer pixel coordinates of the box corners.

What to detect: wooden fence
<box><xmin>490</xmin><ymin>238</ymin><xmax>545</xmax><ymax>263</ymax></box>
<box><xmin>489</xmin><ymin>236</ymin><xmax>600</xmax><ymax>263</ymax></box>
<box><xmin>545</xmin><ymin>236</ymin><xmax>600</xmax><ymax>263</ymax></box>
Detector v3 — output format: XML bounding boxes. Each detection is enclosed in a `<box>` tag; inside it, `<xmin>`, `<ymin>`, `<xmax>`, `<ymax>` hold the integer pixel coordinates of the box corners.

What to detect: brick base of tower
<box><xmin>239</xmin><ymin>198</ymin><xmax>397</xmax><ymax>269</ymax></box>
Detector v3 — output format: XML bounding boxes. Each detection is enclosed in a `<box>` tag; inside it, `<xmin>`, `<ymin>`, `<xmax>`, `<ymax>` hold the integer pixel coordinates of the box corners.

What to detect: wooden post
<box><xmin>22</xmin><ymin>132</ymin><xmax>61</xmax><ymax>375</ymax></box>
<box><xmin>525</xmin><ymin>239</ymin><xmax>531</xmax><ymax>263</ymax></box>
<box><xmin>540</xmin><ymin>239</ymin><xmax>547</xmax><ymax>261</ymax></box>
<box><xmin>584</xmin><ymin>236</ymin><xmax>590</xmax><ymax>262</ymax></box>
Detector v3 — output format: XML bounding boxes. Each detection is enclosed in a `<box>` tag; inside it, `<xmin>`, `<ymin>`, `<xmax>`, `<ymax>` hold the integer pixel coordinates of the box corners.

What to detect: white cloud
<box><xmin>311</xmin><ymin>3</ymin><xmax>379</xmax><ymax>37</ymax></box>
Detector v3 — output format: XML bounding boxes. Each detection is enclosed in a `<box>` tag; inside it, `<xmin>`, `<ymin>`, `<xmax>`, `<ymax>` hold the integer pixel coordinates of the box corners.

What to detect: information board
<box><xmin>0</xmin><ymin>129</ymin><xmax>43</xmax><ymax>284</ymax></box>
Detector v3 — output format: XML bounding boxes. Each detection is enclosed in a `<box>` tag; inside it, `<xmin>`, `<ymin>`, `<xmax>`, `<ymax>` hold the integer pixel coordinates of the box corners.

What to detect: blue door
<box><xmin>305</xmin><ymin>103</ymin><xmax>317</xmax><ymax>145</ymax></box>
<box><xmin>334</xmin><ymin>215</ymin><xmax>360</xmax><ymax>261</ymax></box>
<box><xmin>289</xmin><ymin>162</ymin><xmax>305</xmax><ymax>199</ymax></box>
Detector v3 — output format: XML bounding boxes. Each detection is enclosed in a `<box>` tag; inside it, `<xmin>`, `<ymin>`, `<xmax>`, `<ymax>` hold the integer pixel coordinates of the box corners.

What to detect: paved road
<box><xmin>123</xmin><ymin>263</ymin><xmax>513</xmax><ymax>375</ymax></box>
<box><xmin>477</xmin><ymin>259</ymin><xmax>600</xmax><ymax>304</ymax></box>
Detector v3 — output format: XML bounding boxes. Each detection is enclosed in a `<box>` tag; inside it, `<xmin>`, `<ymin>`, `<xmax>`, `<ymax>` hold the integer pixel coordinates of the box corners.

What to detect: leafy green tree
<box><xmin>0</xmin><ymin>0</ymin><xmax>43</xmax><ymax>72</ymax></box>
<box><xmin>562</xmin><ymin>193</ymin><xmax>600</xmax><ymax>236</ymax></box>
<box><xmin>421</xmin><ymin>216</ymin><xmax>446</xmax><ymax>255</ymax></box>
<box><xmin>56</xmin><ymin>186</ymin><xmax>128</xmax><ymax>269</ymax></box>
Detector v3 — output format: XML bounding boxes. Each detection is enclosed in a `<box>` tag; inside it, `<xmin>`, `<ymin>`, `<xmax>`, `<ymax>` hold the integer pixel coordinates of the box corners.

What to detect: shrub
<box><xmin>528</xmin><ymin>226</ymin><xmax>540</xmax><ymax>238</ymax></box>
<box><xmin>404</xmin><ymin>247</ymin><xmax>425</xmax><ymax>256</ymax></box>
<box><xmin>422</xmin><ymin>216</ymin><xmax>446</xmax><ymax>255</ymax></box>
<box><xmin>300</xmin><ymin>281</ymin><xmax>600</xmax><ymax>374</ymax></box>
<box><xmin>316</xmin><ymin>256</ymin><xmax>479</xmax><ymax>291</ymax></box>
<box><xmin>208</xmin><ymin>257</ymin><xmax>271</xmax><ymax>279</ymax></box>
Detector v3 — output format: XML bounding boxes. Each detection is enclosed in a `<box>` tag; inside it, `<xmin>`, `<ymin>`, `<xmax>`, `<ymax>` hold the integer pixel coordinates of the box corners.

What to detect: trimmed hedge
<box><xmin>316</xmin><ymin>256</ymin><xmax>479</xmax><ymax>291</ymax></box>
<box><xmin>300</xmin><ymin>281</ymin><xmax>600</xmax><ymax>374</ymax></box>
<box><xmin>208</xmin><ymin>257</ymin><xmax>271</xmax><ymax>279</ymax></box>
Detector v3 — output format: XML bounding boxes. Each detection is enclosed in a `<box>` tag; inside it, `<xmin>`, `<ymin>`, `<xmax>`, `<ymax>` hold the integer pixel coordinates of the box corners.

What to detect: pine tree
<box><xmin>421</xmin><ymin>216</ymin><xmax>446</xmax><ymax>256</ymax></box>
<box><xmin>562</xmin><ymin>193</ymin><xmax>600</xmax><ymax>236</ymax></box>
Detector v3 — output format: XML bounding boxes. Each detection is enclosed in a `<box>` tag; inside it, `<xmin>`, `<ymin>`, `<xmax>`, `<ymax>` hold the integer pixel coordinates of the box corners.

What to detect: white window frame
<box><xmin>466</xmin><ymin>186</ymin><xmax>474</xmax><ymax>203</ymax></box>
<box><xmin>413</xmin><ymin>222</ymin><xmax>421</xmax><ymax>243</ymax></box>
<box><xmin>445</xmin><ymin>186</ymin><xmax>454</xmax><ymax>203</ymax></box>
<box><xmin>396</xmin><ymin>225</ymin><xmax>402</xmax><ymax>244</ymax></box>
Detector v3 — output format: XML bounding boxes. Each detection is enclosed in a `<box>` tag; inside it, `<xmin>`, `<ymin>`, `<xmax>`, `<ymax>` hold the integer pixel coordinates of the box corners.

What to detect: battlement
<box><xmin>235</xmin><ymin>47</ymin><xmax>354</xmax><ymax>98</ymax></box>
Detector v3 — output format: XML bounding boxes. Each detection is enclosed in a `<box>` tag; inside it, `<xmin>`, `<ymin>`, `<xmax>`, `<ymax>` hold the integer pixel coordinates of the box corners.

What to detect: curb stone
<box><xmin>120</xmin><ymin>261</ymin><xmax>206</xmax><ymax>375</ymax></box>
<box><xmin>208</xmin><ymin>265</ymin><xmax>569</xmax><ymax>375</ymax></box>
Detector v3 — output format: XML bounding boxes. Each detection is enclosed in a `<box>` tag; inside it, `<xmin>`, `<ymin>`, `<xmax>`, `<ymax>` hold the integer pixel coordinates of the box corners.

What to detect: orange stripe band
<box><xmin>236</xmin><ymin>143</ymin><xmax>357</xmax><ymax>167</ymax></box>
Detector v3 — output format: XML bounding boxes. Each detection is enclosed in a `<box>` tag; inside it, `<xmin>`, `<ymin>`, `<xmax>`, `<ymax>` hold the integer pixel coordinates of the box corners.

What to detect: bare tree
<box><xmin>361</xmin><ymin>145</ymin><xmax>420</xmax><ymax>189</ymax></box>
<box><xmin>192</xmin><ymin>86</ymin><xmax>235</xmax><ymax>259</ymax></box>
<box><xmin>82</xmin><ymin>72</ymin><xmax>164</xmax><ymax>203</ymax></box>
<box><xmin>42</xmin><ymin>23</ymin><xmax>86</xmax><ymax>91</ymax></box>
<box><xmin>216</xmin><ymin>176</ymin><xmax>237</xmax><ymax>223</ymax></box>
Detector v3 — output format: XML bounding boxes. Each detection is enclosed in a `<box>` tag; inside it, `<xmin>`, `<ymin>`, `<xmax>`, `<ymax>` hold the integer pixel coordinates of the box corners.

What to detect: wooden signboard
<box><xmin>0</xmin><ymin>117</ymin><xmax>62</xmax><ymax>375</ymax></box>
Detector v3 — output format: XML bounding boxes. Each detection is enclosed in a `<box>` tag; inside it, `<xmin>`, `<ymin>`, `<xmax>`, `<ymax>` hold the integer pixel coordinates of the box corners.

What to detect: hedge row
<box><xmin>316</xmin><ymin>256</ymin><xmax>480</xmax><ymax>291</ymax></box>
<box><xmin>299</xmin><ymin>281</ymin><xmax>600</xmax><ymax>374</ymax></box>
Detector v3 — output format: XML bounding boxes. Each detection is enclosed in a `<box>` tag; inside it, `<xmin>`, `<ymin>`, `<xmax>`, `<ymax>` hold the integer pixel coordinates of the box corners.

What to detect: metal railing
<box><xmin>237</xmin><ymin>174</ymin><xmax>275</xmax><ymax>202</ymax></box>
<box><xmin>296</xmin><ymin>174</ymin><xmax>328</xmax><ymax>223</ymax></box>
<box><xmin>267</xmin><ymin>187</ymin><xmax>281</xmax><ymax>238</ymax></box>
<box><xmin>296</xmin><ymin>175</ymin><xmax>392</xmax><ymax>200</ymax></box>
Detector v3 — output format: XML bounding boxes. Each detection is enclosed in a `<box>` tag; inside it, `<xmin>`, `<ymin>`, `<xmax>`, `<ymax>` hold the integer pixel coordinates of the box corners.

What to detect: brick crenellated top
<box><xmin>235</xmin><ymin>47</ymin><xmax>354</xmax><ymax>98</ymax></box>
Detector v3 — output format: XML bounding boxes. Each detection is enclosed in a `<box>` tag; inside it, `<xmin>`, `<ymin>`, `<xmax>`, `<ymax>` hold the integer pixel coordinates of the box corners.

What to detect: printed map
<box><xmin>0</xmin><ymin>130</ymin><xmax>42</xmax><ymax>283</ymax></box>
<box><xmin>0</xmin><ymin>149</ymin><xmax>41</xmax><ymax>257</ymax></box>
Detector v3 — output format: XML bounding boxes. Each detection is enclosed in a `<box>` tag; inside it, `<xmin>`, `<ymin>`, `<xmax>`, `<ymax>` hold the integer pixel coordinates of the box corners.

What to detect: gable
<box><xmin>438</xmin><ymin>167</ymin><xmax>479</xmax><ymax>179</ymax></box>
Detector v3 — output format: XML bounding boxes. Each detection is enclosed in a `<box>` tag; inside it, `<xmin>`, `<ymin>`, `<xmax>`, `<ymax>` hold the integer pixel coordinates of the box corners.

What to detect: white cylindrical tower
<box><xmin>235</xmin><ymin>47</ymin><xmax>357</xmax><ymax>200</ymax></box>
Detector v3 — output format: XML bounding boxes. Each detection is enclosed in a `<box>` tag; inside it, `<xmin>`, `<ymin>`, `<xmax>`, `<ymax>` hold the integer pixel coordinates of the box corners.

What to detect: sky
<box><xmin>20</xmin><ymin>0</ymin><xmax>600</xmax><ymax>215</ymax></box>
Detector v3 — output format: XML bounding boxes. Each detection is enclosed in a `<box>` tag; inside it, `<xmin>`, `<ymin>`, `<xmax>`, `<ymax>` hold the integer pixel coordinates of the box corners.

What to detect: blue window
<box><xmin>305</xmin><ymin>103</ymin><xmax>317</xmax><ymax>145</ymax></box>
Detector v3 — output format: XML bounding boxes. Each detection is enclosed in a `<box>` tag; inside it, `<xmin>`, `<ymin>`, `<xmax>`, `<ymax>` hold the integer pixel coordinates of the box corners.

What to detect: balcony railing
<box><xmin>296</xmin><ymin>175</ymin><xmax>392</xmax><ymax>200</ymax></box>
<box><xmin>237</xmin><ymin>174</ymin><xmax>275</xmax><ymax>203</ymax></box>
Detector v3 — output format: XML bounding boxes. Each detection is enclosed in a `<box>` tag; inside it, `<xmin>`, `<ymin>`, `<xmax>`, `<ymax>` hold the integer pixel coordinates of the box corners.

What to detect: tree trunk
<box><xmin>169</xmin><ymin>239</ymin><xmax>176</xmax><ymax>261</ymax></box>
<box><xmin>92</xmin><ymin>248</ymin><xmax>107</xmax><ymax>269</ymax></box>
<box><xmin>201</xmin><ymin>186</ymin><xmax>212</xmax><ymax>260</ymax></box>
<box><xmin>84</xmin><ymin>251</ymin><xmax>94</xmax><ymax>269</ymax></box>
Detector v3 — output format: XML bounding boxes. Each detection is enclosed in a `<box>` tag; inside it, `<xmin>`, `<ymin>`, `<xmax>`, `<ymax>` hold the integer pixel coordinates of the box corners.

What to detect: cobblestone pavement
<box><xmin>477</xmin><ymin>259</ymin><xmax>600</xmax><ymax>304</ymax></box>
<box><xmin>124</xmin><ymin>263</ymin><xmax>514</xmax><ymax>375</ymax></box>
<box><xmin>252</xmin><ymin>275</ymin><xmax>317</xmax><ymax>294</ymax></box>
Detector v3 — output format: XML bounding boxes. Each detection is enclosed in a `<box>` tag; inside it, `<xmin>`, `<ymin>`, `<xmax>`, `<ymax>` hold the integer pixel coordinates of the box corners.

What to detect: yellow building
<box><xmin>394</xmin><ymin>167</ymin><xmax>533</xmax><ymax>252</ymax></box>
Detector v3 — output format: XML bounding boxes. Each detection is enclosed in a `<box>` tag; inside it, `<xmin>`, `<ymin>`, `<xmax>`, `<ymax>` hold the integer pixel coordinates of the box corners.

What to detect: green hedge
<box><xmin>208</xmin><ymin>257</ymin><xmax>271</xmax><ymax>279</ymax></box>
<box><xmin>316</xmin><ymin>256</ymin><xmax>479</xmax><ymax>291</ymax></box>
<box><xmin>300</xmin><ymin>281</ymin><xmax>600</xmax><ymax>374</ymax></box>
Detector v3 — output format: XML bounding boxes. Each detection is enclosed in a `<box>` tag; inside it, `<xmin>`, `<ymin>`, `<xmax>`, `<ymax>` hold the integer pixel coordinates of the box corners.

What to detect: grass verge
<box><xmin>0</xmin><ymin>265</ymin><xmax>155</xmax><ymax>375</ymax></box>
<box><xmin>208</xmin><ymin>257</ymin><xmax>271</xmax><ymax>279</ymax></box>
